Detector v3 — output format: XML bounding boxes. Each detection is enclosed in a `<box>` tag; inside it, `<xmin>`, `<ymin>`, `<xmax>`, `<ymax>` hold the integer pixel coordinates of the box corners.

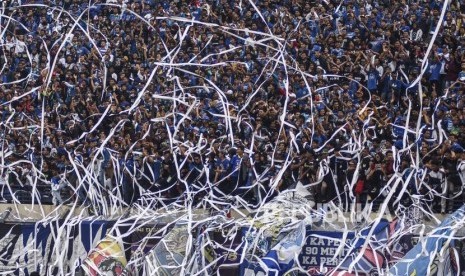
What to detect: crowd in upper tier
<box><xmin>0</xmin><ymin>0</ymin><xmax>465</xmax><ymax>214</ymax></box>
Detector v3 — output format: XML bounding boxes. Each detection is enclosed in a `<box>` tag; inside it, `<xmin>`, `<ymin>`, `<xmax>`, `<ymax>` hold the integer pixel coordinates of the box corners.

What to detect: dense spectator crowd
<box><xmin>0</xmin><ymin>0</ymin><xmax>465</xmax><ymax>215</ymax></box>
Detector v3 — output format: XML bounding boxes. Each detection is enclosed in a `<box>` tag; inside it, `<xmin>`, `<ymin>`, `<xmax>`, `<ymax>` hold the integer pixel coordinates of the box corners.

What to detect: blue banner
<box><xmin>0</xmin><ymin>219</ymin><xmax>113</xmax><ymax>275</ymax></box>
<box><xmin>241</xmin><ymin>225</ymin><xmax>398</xmax><ymax>276</ymax></box>
<box><xmin>299</xmin><ymin>231</ymin><xmax>355</xmax><ymax>271</ymax></box>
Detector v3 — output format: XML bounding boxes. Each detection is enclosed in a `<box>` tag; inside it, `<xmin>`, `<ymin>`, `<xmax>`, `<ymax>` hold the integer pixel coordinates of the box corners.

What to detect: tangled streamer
<box><xmin>1</xmin><ymin>0</ymin><xmax>465</xmax><ymax>275</ymax></box>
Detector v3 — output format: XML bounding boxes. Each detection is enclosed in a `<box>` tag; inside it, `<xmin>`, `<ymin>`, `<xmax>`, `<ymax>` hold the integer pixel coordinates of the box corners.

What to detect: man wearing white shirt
<box><xmin>426</xmin><ymin>159</ymin><xmax>446</xmax><ymax>213</ymax></box>
<box><xmin>1</xmin><ymin>33</ymin><xmax>15</xmax><ymax>52</ymax></box>
<box><xmin>0</xmin><ymin>173</ymin><xmax>6</xmax><ymax>203</ymax></box>
<box><xmin>13</xmin><ymin>35</ymin><xmax>27</xmax><ymax>58</ymax></box>
<box><xmin>458</xmin><ymin>152</ymin><xmax>465</xmax><ymax>200</ymax></box>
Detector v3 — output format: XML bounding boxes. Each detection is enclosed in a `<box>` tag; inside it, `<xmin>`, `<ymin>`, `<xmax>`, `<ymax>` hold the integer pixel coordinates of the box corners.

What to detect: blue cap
<box><xmin>51</xmin><ymin>177</ymin><xmax>60</xmax><ymax>185</ymax></box>
<box><xmin>458</xmin><ymin>72</ymin><xmax>465</xmax><ymax>81</ymax></box>
<box><xmin>452</xmin><ymin>143</ymin><xmax>464</xmax><ymax>153</ymax></box>
<box><xmin>394</xmin><ymin>139</ymin><xmax>404</xmax><ymax>149</ymax></box>
<box><xmin>438</xmin><ymin>105</ymin><xmax>448</xmax><ymax>112</ymax></box>
<box><xmin>400</xmin><ymin>26</ymin><xmax>410</xmax><ymax>32</ymax></box>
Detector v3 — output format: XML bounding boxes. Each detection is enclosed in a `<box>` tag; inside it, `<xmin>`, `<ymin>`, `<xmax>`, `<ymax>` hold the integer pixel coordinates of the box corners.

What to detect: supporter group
<box><xmin>0</xmin><ymin>0</ymin><xmax>465</xmax><ymax>215</ymax></box>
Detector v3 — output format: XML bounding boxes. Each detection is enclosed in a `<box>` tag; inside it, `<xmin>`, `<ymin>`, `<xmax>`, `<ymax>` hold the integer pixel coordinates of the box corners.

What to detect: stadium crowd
<box><xmin>0</xmin><ymin>0</ymin><xmax>465</xmax><ymax>215</ymax></box>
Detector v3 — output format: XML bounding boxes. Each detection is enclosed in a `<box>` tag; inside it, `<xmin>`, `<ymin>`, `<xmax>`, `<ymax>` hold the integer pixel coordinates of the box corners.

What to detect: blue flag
<box><xmin>261</xmin><ymin>221</ymin><xmax>307</xmax><ymax>276</ymax></box>
<box><xmin>241</xmin><ymin>222</ymin><xmax>307</xmax><ymax>276</ymax></box>
<box><xmin>389</xmin><ymin>205</ymin><xmax>465</xmax><ymax>275</ymax></box>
